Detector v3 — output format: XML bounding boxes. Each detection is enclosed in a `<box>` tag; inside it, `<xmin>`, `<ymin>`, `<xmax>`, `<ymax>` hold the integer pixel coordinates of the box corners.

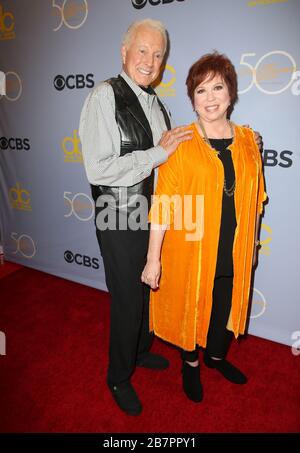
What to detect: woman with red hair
<box><xmin>142</xmin><ymin>52</ymin><xmax>267</xmax><ymax>403</ymax></box>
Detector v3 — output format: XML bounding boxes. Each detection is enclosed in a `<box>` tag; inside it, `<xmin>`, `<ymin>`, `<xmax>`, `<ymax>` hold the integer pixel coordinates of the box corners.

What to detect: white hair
<box><xmin>122</xmin><ymin>18</ymin><xmax>168</xmax><ymax>54</ymax></box>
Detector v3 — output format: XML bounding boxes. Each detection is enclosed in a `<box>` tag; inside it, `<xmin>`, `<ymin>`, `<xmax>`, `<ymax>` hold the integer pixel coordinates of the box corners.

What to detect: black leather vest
<box><xmin>91</xmin><ymin>75</ymin><xmax>171</xmax><ymax>219</ymax></box>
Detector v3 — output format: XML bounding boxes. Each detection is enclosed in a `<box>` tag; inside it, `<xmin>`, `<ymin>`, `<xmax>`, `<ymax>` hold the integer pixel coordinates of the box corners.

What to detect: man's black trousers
<box><xmin>96</xmin><ymin>227</ymin><xmax>152</xmax><ymax>386</ymax></box>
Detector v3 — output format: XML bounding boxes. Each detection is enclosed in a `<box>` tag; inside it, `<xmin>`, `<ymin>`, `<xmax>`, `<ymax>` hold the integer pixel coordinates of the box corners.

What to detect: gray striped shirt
<box><xmin>79</xmin><ymin>71</ymin><xmax>173</xmax><ymax>187</ymax></box>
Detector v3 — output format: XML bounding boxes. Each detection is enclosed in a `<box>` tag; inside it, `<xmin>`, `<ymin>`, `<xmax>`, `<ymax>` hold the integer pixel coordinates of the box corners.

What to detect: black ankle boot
<box><xmin>181</xmin><ymin>361</ymin><xmax>203</xmax><ymax>402</ymax></box>
<box><xmin>204</xmin><ymin>354</ymin><xmax>247</xmax><ymax>384</ymax></box>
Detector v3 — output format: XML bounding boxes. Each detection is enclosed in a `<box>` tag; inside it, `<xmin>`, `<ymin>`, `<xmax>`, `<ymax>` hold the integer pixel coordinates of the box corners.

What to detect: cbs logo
<box><xmin>54</xmin><ymin>74</ymin><xmax>94</xmax><ymax>91</ymax></box>
<box><xmin>64</xmin><ymin>250</ymin><xmax>99</xmax><ymax>269</ymax></box>
<box><xmin>132</xmin><ymin>0</ymin><xmax>185</xmax><ymax>8</ymax></box>
<box><xmin>263</xmin><ymin>149</ymin><xmax>293</xmax><ymax>168</ymax></box>
<box><xmin>53</xmin><ymin>0</ymin><xmax>88</xmax><ymax>31</ymax></box>
<box><xmin>0</xmin><ymin>71</ymin><xmax>22</xmax><ymax>101</ymax></box>
<box><xmin>0</xmin><ymin>137</ymin><xmax>30</xmax><ymax>151</ymax></box>
<box><xmin>11</xmin><ymin>232</ymin><xmax>36</xmax><ymax>258</ymax></box>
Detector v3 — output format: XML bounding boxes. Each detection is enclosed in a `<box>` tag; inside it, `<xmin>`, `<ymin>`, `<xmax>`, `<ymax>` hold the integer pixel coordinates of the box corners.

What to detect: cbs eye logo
<box><xmin>54</xmin><ymin>74</ymin><xmax>94</xmax><ymax>91</ymax></box>
<box><xmin>0</xmin><ymin>136</ymin><xmax>30</xmax><ymax>151</ymax></box>
<box><xmin>64</xmin><ymin>250</ymin><xmax>75</xmax><ymax>263</ymax></box>
<box><xmin>131</xmin><ymin>0</ymin><xmax>185</xmax><ymax>8</ymax></box>
<box><xmin>64</xmin><ymin>250</ymin><xmax>99</xmax><ymax>269</ymax></box>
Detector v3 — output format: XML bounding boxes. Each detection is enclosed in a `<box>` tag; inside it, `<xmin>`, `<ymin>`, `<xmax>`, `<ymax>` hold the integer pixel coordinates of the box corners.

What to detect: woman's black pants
<box><xmin>182</xmin><ymin>276</ymin><xmax>233</xmax><ymax>362</ymax></box>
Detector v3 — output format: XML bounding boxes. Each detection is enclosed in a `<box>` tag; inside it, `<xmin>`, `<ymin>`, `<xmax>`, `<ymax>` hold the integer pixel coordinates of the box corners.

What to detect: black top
<box><xmin>209</xmin><ymin>138</ymin><xmax>236</xmax><ymax>278</ymax></box>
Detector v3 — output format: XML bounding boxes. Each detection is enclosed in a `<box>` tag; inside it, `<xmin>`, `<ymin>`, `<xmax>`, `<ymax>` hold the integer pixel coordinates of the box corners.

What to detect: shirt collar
<box><xmin>120</xmin><ymin>71</ymin><xmax>156</xmax><ymax>101</ymax></box>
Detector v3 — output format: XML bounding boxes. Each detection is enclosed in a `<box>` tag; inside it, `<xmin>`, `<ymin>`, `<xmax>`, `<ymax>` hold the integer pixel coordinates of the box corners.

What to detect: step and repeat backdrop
<box><xmin>0</xmin><ymin>0</ymin><xmax>299</xmax><ymax>347</ymax></box>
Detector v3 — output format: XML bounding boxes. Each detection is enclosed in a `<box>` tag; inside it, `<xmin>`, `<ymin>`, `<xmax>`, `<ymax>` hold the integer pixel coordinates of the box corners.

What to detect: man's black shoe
<box><xmin>136</xmin><ymin>353</ymin><xmax>169</xmax><ymax>370</ymax></box>
<box><xmin>204</xmin><ymin>354</ymin><xmax>247</xmax><ymax>384</ymax></box>
<box><xmin>182</xmin><ymin>361</ymin><xmax>203</xmax><ymax>403</ymax></box>
<box><xmin>108</xmin><ymin>382</ymin><xmax>142</xmax><ymax>416</ymax></box>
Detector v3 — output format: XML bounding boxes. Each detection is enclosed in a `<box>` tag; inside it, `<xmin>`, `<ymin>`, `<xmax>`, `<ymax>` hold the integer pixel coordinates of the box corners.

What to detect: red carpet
<box><xmin>0</xmin><ymin>260</ymin><xmax>22</xmax><ymax>279</ymax></box>
<box><xmin>0</xmin><ymin>264</ymin><xmax>299</xmax><ymax>433</ymax></box>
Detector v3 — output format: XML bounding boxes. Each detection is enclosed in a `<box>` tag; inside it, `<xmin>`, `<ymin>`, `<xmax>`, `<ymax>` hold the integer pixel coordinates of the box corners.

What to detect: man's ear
<box><xmin>121</xmin><ymin>45</ymin><xmax>127</xmax><ymax>65</ymax></box>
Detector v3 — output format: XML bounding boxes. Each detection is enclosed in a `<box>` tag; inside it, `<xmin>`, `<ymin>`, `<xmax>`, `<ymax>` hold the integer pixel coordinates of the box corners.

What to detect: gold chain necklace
<box><xmin>198</xmin><ymin>117</ymin><xmax>235</xmax><ymax>197</ymax></box>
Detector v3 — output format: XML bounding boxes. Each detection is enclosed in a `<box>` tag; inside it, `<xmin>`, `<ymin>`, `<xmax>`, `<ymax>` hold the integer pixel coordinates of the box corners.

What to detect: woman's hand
<box><xmin>141</xmin><ymin>259</ymin><xmax>161</xmax><ymax>289</ymax></box>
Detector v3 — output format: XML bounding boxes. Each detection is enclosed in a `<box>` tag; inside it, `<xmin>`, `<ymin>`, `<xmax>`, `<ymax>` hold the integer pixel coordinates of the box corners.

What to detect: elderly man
<box><xmin>79</xmin><ymin>19</ymin><xmax>192</xmax><ymax>416</ymax></box>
